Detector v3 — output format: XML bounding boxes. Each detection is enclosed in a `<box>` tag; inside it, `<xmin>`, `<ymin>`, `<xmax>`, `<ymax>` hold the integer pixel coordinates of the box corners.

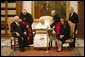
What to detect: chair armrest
<box><xmin>65</xmin><ymin>39</ymin><xmax>73</xmax><ymax>43</ymax></box>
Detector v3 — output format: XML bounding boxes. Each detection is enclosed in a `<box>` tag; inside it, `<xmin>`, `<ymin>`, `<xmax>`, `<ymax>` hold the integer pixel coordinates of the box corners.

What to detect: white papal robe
<box><xmin>33</xmin><ymin>21</ymin><xmax>50</xmax><ymax>47</ymax></box>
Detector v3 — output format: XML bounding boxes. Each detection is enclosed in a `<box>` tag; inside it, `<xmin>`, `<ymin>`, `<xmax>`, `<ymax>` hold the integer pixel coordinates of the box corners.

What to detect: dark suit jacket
<box><xmin>60</xmin><ymin>20</ymin><xmax>70</xmax><ymax>43</ymax></box>
<box><xmin>69</xmin><ymin>12</ymin><xmax>79</xmax><ymax>24</ymax></box>
<box><xmin>10</xmin><ymin>21</ymin><xmax>26</xmax><ymax>37</ymax></box>
<box><xmin>19</xmin><ymin>13</ymin><xmax>33</xmax><ymax>26</ymax></box>
<box><xmin>60</xmin><ymin>20</ymin><xmax>70</xmax><ymax>37</ymax></box>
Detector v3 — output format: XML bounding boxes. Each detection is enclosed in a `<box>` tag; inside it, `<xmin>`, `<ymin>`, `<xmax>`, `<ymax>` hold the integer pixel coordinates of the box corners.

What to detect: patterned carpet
<box><xmin>9</xmin><ymin>47</ymin><xmax>74</xmax><ymax>56</ymax></box>
<box><xmin>1</xmin><ymin>38</ymin><xmax>84</xmax><ymax>56</ymax></box>
<box><xmin>1</xmin><ymin>46</ymin><xmax>84</xmax><ymax>56</ymax></box>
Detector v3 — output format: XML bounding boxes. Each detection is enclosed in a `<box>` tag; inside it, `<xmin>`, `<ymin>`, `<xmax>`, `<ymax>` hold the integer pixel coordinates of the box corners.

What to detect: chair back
<box><xmin>7</xmin><ymin>17</ymin><xmax>15</xmax><ymax>35</ymax></box>
<box><xmin>68</xmin><ymin>21</ymin><xmax>75</xmax><ymax>38</ymax></box>
<box><xmin>39</xmin><ymin>16</ymin><xmax>54</xmax><ymax>26</ymax></box>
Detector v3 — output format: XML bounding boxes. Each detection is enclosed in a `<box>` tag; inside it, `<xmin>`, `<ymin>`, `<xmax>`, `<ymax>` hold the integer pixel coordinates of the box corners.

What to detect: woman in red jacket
<box><xmin>55</xmin><ymin>20</ymin><xmax>62</xmax><ymax>52</ymax></box>
<box><xmin>56</xmin><ymin>18</ymin><xmax>70</xmax><ymax>52</ymax></box>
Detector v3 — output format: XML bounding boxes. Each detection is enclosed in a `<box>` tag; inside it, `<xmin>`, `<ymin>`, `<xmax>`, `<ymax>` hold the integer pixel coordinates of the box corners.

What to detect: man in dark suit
<box><xmin>69</xmin><ymin>7</ymin><xmax>79</xmax><ymax>47</ymax></box>
<box><xmin>69</xmin><ymin>7</ymin><xmax>79</xmax><ymax>33</ymax></box>
<box><xmin>10</xmin><ymin>16</ymin><xmax>29</xmax><ymax>52</ymax></box>
<box><xmin>50</xmin><ymin>10</ymin><xmax>61</xmax><ymax>28</ymax></box>
<box><xmin>19</xmin><ymin>9</ymin><xmax>33</xmax><ymax>44</ymax></box>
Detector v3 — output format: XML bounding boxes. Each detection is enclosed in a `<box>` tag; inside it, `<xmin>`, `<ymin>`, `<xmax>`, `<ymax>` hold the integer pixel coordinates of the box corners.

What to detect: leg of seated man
<box><xmin>11</xmin><ymin>33</ymin><xmax>25</xmax><ymax>51</ymax></box>
<box><xmin>61</xmin><ymin>35</ymin><xmax>70</xmax><ymax>44</ymax></box>
<box><xmin>18</xmin><ymin>36</ymin><xmax>25</xmax><ymax>51</ymax></box>
<box><xmin>22</xmin><ymin>34</ymin><xmax>29</xmax><ymax>47</ymax></box>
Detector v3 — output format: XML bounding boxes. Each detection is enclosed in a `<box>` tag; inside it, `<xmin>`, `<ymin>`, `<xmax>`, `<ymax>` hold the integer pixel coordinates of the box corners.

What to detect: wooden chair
<box><xmin>64</xmin><ymin>21</ymin><xmax>75</xmax><ymax>47</ymax></box>
<box><xmin>7</xmin><ymin>18</ymin><xmax>36</xmax><ymax>51</ymax></box>
<box><xmin>7</xmin><ymin>18</ymin><xmax>18</xmax><ymax>51</ymax></box>
<box><xmin>50</xmin><ymin>20</ymin><xmax>75</xmax><ymax>48</ymax></box>
<box><xmin>10</xmin><ymin>37</ymin><xmax>18</xmax><ymax>50</ymax></box>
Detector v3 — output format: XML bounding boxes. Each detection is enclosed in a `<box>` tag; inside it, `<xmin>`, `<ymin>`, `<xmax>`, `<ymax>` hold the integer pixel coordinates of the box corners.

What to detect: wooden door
<box><xmin>78</xmin><ymin>1</ymin><xmax>84</xmax><ymax>38</ymax></box>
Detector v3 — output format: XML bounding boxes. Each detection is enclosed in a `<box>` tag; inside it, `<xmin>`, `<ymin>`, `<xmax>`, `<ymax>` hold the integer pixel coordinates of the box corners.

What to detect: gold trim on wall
<box><xmin>66</xmin><ymin>1</ymin><xmax>70</xmax><ymax>20</ymax></box>
<box><xmin>32</xmin><ymin>1</ymin><xmax>70</xmax><ymax>22</ymax></box>
<box><xmin>32</xmin><ymin>1</ymin><xmax>39</xmax><ymax>22</ymax></box>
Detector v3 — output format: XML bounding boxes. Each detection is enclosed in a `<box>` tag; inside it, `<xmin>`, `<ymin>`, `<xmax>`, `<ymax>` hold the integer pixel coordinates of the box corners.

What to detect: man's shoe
<box><xmin>28</xmin><ymin>46</ymin><xmax>30</xmax><ymax>49</ymax></box>
<box><xmin>19</xmin><ymin>49</ymin><xmax>25</xmax><ymax>52</ymax></box>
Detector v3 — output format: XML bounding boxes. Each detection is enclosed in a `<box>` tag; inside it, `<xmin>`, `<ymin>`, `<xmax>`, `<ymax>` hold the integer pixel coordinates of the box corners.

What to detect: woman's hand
<box><xmin>60</xmin><ymin>35</ymin><xmax>64</xmax><ymax>38</ymax></box>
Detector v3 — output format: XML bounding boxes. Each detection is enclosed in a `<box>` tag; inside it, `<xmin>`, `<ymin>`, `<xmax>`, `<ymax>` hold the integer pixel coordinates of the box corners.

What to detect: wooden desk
<box><xmin>33</xmin><ymin>29</ymin><xmax>52</xmax><ymax>50</ymax></box>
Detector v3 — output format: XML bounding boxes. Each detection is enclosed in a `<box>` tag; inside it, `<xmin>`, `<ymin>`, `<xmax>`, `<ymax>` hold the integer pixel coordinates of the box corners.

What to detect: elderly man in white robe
<box><xmin>34</xmin><ymin>17</ymin><xmax>50</xmax><ymax>29</ymax></box>
<box><xmin>33</xmin><ymin>16</ymin><xmax>53</xmax><ymax>49</ymax></box>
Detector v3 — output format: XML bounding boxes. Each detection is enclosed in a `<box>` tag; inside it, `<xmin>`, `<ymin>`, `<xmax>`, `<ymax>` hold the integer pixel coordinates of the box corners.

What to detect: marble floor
<box><xmin>1</xmin><ymin>37</ymin><xmax>84</xmax><ymax>47</ymax></box>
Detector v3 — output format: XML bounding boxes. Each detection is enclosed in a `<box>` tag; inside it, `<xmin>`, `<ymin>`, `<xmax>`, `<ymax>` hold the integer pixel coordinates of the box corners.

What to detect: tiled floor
<box><xmin>1</xmin><ymin>46</ymin><xmax>14</xmax><ymax>56</ymax></box>
<box><xmin>1</xmin><ymin>38</ymin><xmax>84</xmax><ymax>56</ymax></box>
<box><xmin>75</xmin><ymin>38</ymin><xmax>84</xmax><ymax>47</ymax></box>
<box><xmin>1</xmin><ymin>38</ymin><xmax>11</xmax><ymax>46</ymax></box>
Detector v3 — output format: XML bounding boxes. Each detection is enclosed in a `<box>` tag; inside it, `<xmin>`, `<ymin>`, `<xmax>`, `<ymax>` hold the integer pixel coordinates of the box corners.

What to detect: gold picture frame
<box><xmin>32</xmin><ymin>1</ymin><xmax>70</xmax><ymax>22</ymax></box>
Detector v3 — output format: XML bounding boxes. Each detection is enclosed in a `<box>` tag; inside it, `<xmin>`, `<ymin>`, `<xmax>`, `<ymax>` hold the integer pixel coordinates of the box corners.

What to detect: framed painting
<box><xmin>32</xmin><ymin>1</ymin><xmax>70</xmax><ymax>21</ymax></box>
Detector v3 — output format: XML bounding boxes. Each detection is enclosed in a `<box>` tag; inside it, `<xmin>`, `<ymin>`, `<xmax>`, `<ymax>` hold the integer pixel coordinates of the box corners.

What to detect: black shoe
<box><xmin>19</xmin><ymin>49</ymin><xmax>25</xmax><ymax>52</ymax></box>
<box><xmin>28</xmin><ymin>46</ymin><xmax>30</xmax><ymax>49</ymax></box>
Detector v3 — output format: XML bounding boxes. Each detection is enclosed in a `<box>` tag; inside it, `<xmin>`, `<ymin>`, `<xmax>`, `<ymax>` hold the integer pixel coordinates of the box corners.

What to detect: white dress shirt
<box><xmin>15</xmin><ymin>21</ymin><xmax>20</xmax><ymax>26</ymax></box>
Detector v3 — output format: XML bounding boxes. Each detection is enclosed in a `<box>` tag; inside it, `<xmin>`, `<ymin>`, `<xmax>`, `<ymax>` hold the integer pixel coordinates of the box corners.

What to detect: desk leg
<box><xmin>10</xmin><ymin>39</ymin><xmax>12</xmax><ymax>49</ymax></box>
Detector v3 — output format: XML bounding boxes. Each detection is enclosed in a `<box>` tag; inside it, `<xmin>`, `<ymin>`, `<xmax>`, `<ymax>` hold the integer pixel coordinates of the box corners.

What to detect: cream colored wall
<box><xmin>70</xmin><ymin>1</ymin><xmax>78</xmax><ymax>14</ymax></box>
<box><xmin>23</xmin><ymin>1</ymin><xmax>32</xmax><ymax>14</ymax></box>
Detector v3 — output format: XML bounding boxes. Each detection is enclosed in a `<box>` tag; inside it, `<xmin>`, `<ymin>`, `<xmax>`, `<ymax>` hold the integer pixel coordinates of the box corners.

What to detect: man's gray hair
<box><xmin>51</xmin><ymin>10</ymin><xmax>56</xmax><ymax>14</ymax></box>
<box><xmin>14</xmin><ymin>16</ymin><xmax>19</xmax><ymax>20</ymax></box>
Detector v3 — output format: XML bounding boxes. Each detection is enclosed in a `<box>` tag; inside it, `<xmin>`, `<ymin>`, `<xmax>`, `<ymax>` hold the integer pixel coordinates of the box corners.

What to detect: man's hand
<box><xmin>60</xmin><ymin>35</ymin><xmax>64</xmax><ymax>38</ymax></box>
<box><xmin>75</xmin><ymin>30</ymin><xmax>78</xmax><ymax>34</ymax></box>
<box><xmin>24</xmin><ymin>32</ymin><xmax>27</xmax><ymax>35</ymax></box>
<box><xmin>16</xmin><ymin>32</ymin><xmax>20</xmax><ymax>37</ymax></box>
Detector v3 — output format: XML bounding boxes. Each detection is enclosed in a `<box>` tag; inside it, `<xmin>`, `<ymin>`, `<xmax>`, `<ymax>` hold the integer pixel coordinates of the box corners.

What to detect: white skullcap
<box><xmin>39</xmin><ymin>16</ymin><xmax>44</xmax><ymax>21</ymax></box>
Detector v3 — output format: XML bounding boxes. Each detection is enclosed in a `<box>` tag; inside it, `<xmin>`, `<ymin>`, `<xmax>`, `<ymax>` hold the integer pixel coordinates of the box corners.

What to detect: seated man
<box><xmin>33</xmin><ymin>16</ymin><xmax>51</xmax><ymax>48</ymax></box>
<box><xmin>10</xmin><ymin>16</ymin><xmax>29</xmax><ymax>52</ymax></box>
<box><xmin>34</xmin><ymin>16</ymin><xmax>50</xmax><ymax>29</ymax></box>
